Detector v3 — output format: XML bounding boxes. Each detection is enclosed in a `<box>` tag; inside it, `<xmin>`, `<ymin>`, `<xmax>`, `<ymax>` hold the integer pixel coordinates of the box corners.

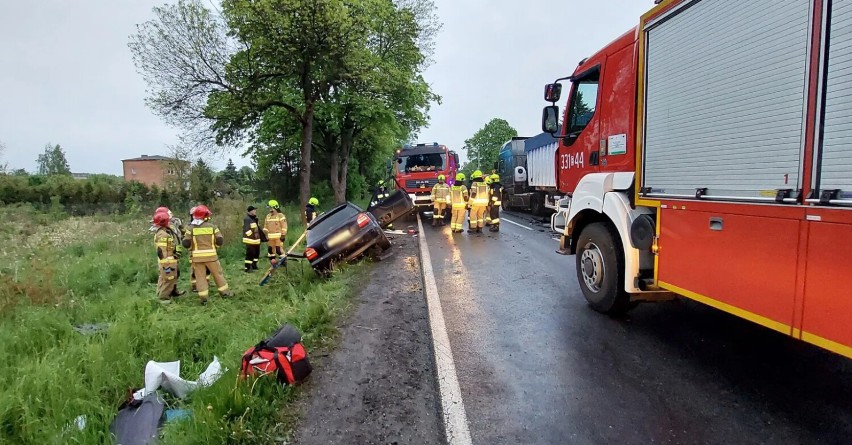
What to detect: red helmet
<box><xmin>155</xmin><ymin>206</ymin><xmax>169</xmax><ymax>214</ymax></box>
<box><xmin>152</xmin><ymin>211</ymin><xmax>170</xmax><ymax>228</ymax></box>
<box><xmin>192</xmin><ymin>205</ymin><xmax>211</xmax><ymax>219</ymax></box>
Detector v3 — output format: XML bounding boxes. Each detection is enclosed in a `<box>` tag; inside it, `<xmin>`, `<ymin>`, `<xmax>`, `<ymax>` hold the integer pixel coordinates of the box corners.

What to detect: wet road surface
<box><xmin>422</xmin><ymin>211</ymin><xmax>852</xmax><ymax>445</ymax></box>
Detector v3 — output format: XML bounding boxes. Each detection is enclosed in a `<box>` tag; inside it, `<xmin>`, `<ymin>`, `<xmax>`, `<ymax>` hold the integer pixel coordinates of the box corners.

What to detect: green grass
<box><xmin>0</xmin><ymin>201</ymin><xmax>364</xmax><ymax>444</ymax></box>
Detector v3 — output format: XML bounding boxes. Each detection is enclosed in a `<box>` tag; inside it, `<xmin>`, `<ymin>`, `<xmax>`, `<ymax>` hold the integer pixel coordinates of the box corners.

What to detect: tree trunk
<box><xmin>299</xmin><ymin>105</ymin><xmax>314</xmax><ymax>224</ymax></box>
<box><xmin>336</xmin><ymin>125</ymin><xmax>354</xmax><ymax>205</ymax></box>
<box><xmin>329</xmin><ymin>146</ymin><xmax>341</xmax><ymax>204</ymax></box>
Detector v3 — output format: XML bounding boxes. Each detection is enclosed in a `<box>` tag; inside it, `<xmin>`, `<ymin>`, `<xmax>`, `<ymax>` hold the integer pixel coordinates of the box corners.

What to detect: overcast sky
<box><xmin>0</xmin><ymin>1</ymin><xmax>651</xmax><ymax>175</ymax></box>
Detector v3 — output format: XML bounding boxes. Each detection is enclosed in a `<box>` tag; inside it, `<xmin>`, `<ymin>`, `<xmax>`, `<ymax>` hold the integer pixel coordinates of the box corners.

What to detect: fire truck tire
<box><xmin>575</xmin><ymin>222</ymin><xmax>630</xmax><ymax>314</ymax></box>
<box><xmin>502</xmin><ymin>192</ymin><xmax>510</xmax><ymax>210</ymax></box>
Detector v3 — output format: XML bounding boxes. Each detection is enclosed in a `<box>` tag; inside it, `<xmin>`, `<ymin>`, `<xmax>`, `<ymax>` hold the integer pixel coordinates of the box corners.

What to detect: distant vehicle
<box><xmin>496</xmin><ymin>133</ymin><xmax>563</xmax><ymax>217</ymax></box>
<box><xmin>393</xmin><ymin>143</ymin><xmax>459</xmax><ymax>211</ymax></box>
<box><xmin>539</xmin><ymin>0</ymin><xmax>852</xmax><ymax>360</ymax></box>
<box><xmin>305</xmin><ymin>192</ymin><xmax>413</xmax><ymax>274</ymax></box>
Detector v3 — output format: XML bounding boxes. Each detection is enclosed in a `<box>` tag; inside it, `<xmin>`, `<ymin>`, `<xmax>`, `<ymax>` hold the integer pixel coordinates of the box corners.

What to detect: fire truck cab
<box><xmin>393</xmin><ymin>143</ymin><xmax>459</xmax><ymax>210</ymax></box>
<box><xmin>542</xmin><ymin>0</ymin><xmax>852</xmax><ymax>359</ymax></box>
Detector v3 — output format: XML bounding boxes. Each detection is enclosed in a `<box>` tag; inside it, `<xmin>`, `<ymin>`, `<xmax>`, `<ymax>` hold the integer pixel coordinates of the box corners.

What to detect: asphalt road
<box><xmin>423</xmin><ymin>210</ymin><xmax>852</xmax><ymax>445</ymax></box>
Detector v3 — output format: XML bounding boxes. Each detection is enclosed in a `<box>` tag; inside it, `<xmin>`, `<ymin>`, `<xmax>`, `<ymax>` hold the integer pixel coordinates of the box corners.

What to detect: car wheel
<box><xmin>575</xmin><ymin>222</ymin><xmax>631</xmax><ymax>314</ymax></box>
<box><xmin>377</xmin><ymin>233</ymin><xmax>391</xmax><ymax>250</ymax></box>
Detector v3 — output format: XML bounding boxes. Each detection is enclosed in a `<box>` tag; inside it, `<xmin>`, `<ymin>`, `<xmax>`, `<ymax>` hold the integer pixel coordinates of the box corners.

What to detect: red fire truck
<box><xmin>542</xmin><ymin>0</ymin><xmax>852</xmax><ymax>359</ymax></box>
<box><xmin>393</xmin><ymin>143</ymin><xmax>459</xmax><ymax>210</ymax></box>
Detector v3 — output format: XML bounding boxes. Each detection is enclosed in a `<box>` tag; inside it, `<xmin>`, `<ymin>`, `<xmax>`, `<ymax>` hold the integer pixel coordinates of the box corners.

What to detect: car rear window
<box><xmin>307</xmin><ymin>204</ymin><xmax>361</xmax><ymax>243</ymax></box>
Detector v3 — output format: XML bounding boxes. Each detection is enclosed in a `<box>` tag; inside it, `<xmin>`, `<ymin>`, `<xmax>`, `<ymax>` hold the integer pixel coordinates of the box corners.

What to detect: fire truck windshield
<box><xmin>397</xmin><ymin>153</ymin><xmax>447</xmax><ymax>173</ymax></box>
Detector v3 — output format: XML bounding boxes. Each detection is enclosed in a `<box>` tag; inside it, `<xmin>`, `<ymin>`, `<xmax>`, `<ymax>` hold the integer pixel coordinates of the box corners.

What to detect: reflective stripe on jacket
<box><xmin>243</xmin><ymin>214</ymin><xmax>261</xmax><ymax>245</ymax></box>
<box><xmin>263</xmin><ymin>212</ymin><xmax>288</xmax><ymax>239</ymax></box>
<box><xmin>182</xmin><ymin>222</ymin><xmax>223</xmax><ymax>262</ymax></box>
<box><xmin>470</xmin><ymin>181</ymin><xmax>490</xmax><ymax>206</ymax></box>
<box><xmin>431</xmin><ymin>183</ymin><xmax>451</xmax><ymax>203</ymax></box>
<box><xmin>450</xmin><ymin>185</ymin><xmax>469</xmax><ymax>208</ymax></box>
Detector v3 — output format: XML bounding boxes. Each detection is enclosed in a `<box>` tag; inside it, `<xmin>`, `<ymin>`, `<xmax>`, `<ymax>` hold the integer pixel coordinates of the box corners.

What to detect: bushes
<box><xmin>0</xmin><ymin>174</ymin><xmax>177</xmax><ymax>216</ymax></box>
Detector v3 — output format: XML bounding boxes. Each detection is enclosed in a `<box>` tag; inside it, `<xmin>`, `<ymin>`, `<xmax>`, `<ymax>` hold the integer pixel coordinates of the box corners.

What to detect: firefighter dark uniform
<box><xmin>242</xmin><ymin>206</ymin><xmax>263</xmax><ymax>272</ymax></box>
<box><xmin>371</xmin><ymin>180</ymin><xmax>390</xmax><ymax>207</ymax></box>
<box><xmin>450</xmin><ymin>173</ymin><xmax>469</xmax><ymax>233</ymax></box>
<box><xmin>430</xmin><ymin>175</ymin><xmax>450</xmax><ymax>226</ymax></box>
<box><xmin>264</xmin><ymin>200</ymin><xmax>288</xmax><ymax>260</ymax></box>
<box><xmin>468</xmin><ymin>170</ymin><xmax>489</xmax><ymax>233</ymax></box>
<box><xmin>306</xmin><ymin>197</ymin><xmax>319</xmax><ymax>224</ymax></box>
<box><xmin>487</xmin><ymin>174</ymin><xmax>503</xmax><ymax>232</ymax></box>
<box><xmin>182</xmin><ymin>205</ymin><xmax>232</xmax><ymax>304</ymax></box>
<box><xmin>153</xmin><ymin>211</ymin><xmax>184</xmax><ymax>300</ymax></box>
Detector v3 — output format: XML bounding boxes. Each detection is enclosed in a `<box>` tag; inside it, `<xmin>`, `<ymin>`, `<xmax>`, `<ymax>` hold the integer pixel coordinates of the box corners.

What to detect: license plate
<box><xmin>326</xmin><ymin>229</ymin><xmax>352</xmax><ymax>248</ymax></box>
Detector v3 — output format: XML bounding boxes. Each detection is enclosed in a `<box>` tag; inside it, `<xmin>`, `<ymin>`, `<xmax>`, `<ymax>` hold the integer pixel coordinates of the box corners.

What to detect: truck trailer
<box><xmin>497</xmin><ymin>133</ymin><xmax>567</xmax><ymax>217</ymax></box>
<box><xmin>542</xmin><ymin>0</ymin><xmax>852</xmax><ymax>359</ymax></box>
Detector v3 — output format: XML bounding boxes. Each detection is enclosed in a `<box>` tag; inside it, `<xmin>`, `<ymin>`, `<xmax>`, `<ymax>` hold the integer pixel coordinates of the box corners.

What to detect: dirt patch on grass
<box><xmin>292</xmin><ymin>234</ymin><xmax>443</xmax><ymax>445</ymax></box>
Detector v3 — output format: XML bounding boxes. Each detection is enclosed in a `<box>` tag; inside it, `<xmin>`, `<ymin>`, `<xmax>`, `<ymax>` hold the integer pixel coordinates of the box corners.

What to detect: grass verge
<box><xmin>0</xmin><ymin>201</ymin><xmax>364</xmax><ymax>444</ymax></box>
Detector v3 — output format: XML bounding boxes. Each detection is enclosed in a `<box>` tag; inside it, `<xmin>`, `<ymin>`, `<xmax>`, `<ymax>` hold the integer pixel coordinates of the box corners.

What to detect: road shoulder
<box><xmin>292</xmin><ymin>233</ymin><xmax>444</xmax><ymax>445</ymax></box>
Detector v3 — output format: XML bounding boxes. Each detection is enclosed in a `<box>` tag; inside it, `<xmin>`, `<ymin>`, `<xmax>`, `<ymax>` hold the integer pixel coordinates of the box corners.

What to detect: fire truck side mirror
<box><xmin>542</xmin><ymin>106</ymin><xmax>560</xmax><ymax>134</ymax></box>
<box><xmin>544</xmin><ymin>83</ymin><xmax>562</xmax><ymax>102</ymax></box>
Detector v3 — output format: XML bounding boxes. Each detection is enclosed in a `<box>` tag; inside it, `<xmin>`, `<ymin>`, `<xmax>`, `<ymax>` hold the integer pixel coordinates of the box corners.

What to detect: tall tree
<box><xmin>464</xmin><ymin>119</ymin><xmax>518</xmax><ymax>172</ymax></box>
<box><xmin>36</xmin><ymin>143</ymin><xmax>71</xmax><ymax>176</ymax></box>
<box><xmin>222</xmin><ymin>158</ymin><xmax>239</xmax><ymax>182</ymax></box>
<box><xmin>189</xmin><ymin>159</ymin><xmax>215</xmax><ymax>203</ymax></box>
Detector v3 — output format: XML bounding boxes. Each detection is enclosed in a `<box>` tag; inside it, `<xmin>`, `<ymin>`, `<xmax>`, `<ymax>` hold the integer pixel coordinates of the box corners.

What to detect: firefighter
<box><xmin>263</xmin><ymin>200</ymin><xmax>288</xmax><ymax>261</ymax></box>
<box><xmin>370</xmin><ymin>179</ymin><xmax>391</xmax><ymax>209</ymax></box>
<box><xmin>153</xmin><ymin>210</ymin><xmax>184</xmax><ymax>301</ymax></box>
<box><xmin>487</xmin><ymin>173</ymin><xmax>503</xmax><ymax>232</ymax></box>
<box><xmin>449</xmin><ymin>173</ymin><xmax>469</xmax><ymax>233</ymax></box>
<box><xmin>182</xmin><ymin>205</ymin><xmax>233</xmax><ymax>304</ymax></box>
<box><xmin>305</xmin><ymin>197</ymin><xmax>319</xmax><ymax>224</ymax></box>
<box><xmin>430</xmin><ymin>174</ymin><xmax>450</xmax><ymax>226</ymax></box>
<box><xmin>468</xmin><ymin>170</ymin><xmax>489</xmax><ymax>234</ymax></box>
<box><xmin>242</xmin><ymin>206</ymin><xmax>263</xmax><ymax>272</ymax></box>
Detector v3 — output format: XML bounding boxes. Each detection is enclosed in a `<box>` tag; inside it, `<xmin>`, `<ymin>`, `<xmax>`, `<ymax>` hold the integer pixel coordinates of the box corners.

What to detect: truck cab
<box><xmin>393</xmin><ymin>143</ymin><xmax>458</xmax><ymax>210</ymax></box>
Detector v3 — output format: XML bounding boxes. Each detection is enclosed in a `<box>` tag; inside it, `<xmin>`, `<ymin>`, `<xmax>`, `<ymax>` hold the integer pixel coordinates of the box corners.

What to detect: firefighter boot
<box><xmin>432</xmin><ymin>217</ymin><xmax>437</xmax><ymax>227</ymax></box>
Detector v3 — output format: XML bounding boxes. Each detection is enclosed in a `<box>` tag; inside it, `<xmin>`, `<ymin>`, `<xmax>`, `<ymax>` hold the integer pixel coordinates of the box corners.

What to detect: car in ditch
<box><xmin>304</xmin><ymin>191</ymin><xmax>413</xmax><ymax>274</ymax></box>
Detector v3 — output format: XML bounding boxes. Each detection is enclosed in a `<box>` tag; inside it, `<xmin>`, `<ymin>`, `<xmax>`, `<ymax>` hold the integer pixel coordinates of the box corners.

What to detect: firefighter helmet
<box><xmin>309</xmin><ymin>197</ymin><xmax>319</xmax><ymax>206</ymax></box>
<box><xmin>471</xmin><ymin>170</ymin><xmax>483</xmax><ymax>179</ymax></box>
<box><xmin>192</xmin><ymin>205</ymin><xmax>211</xmax><ymax>219</ymax></box>
<box><xmin>437</xmin><ymin>174</ymin><xmax>446</xmax><ymax>182</ymax></box>
<box><xmin>489</xmin><ymin>173</ymin><xmax>500</xmax><ymax>183</ymax></box>
<box><xmin>267</xmin><ymin>199</ymin><xmax>280</xmax><ymax>209</ymax></box>
<box><xmin>485</xmin><ymin>176</ymin><xmax>492</xmax><ymax>185</ymax></box>
<box><xmin>378</xmin><ymin>179</ymin><xmax>385</xmax><ymax>186</ymax></box>
<box><xmin>456</xmin><ymin>173</ymin><xmax>466</xmax><ymax>182</ymax></box>
<box><xmin>155</xmin><ymin>206</ymin><xmax>169</xmax><ymax>214</ymax></box>
<box><xmin>153</xmin><ymin>211</ymin><xmax>171</xmax><ymax>228</ymax></box>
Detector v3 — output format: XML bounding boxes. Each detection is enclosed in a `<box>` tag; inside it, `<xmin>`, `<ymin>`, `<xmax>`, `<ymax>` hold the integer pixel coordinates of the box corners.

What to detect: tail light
<box><xmin>305</xmin><ymin>248</ymin><xmax>318</xmax><ymax>260</ymax></box>
<box><xmin>356</xmin><ymin>213</ymin><xmax>370</xmax><ymax>228</ymax></box>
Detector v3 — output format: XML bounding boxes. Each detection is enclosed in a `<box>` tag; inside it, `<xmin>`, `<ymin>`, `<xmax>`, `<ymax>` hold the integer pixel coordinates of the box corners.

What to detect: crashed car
<box><xmin>305</xmin><ymin>191</ymin><xmax>413</xmax><ymax>274</ymax></box>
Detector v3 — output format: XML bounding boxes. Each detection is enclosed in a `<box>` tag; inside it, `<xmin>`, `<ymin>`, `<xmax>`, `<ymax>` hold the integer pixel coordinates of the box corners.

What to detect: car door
<box><xmin>557</xmin><ymin>66</ymin><xmax>602</xmax><ymax>192</ymax></box>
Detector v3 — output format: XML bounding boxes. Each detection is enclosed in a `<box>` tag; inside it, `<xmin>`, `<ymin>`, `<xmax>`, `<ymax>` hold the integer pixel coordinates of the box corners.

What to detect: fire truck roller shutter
<box><xmin>818</xmin><ymin>0</ymin><xmax>852</xmax><ymax>203</ymax></box>
<box><xmin>642</xmin><ymin>0</ymin><xmax>811</xmax><ymax>200</ymax></box>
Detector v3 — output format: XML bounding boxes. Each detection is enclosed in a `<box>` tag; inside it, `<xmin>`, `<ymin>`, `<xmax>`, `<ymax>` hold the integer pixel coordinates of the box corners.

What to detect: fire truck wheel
<box><xmin>501</xmin><ymin>192</ymin><xmax>510</xmax><ymax>210</ymax></box>
<box><xmin>575</xmin><ymin>222</ymin><xmax>630</xmax><ymax>314</ymax></box>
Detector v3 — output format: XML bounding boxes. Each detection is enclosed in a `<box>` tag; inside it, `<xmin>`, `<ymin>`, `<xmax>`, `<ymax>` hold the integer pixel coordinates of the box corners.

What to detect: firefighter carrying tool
<box><xmin>243</xmin><ymin>206</ymin><xmax>264</xmax><ymax>272</ymax></box>
<box><xmin>264</xmin><ymin>200</ymin><xmax>288</xmax><ymax>261</ymax></box>
<box><xmin>487</xmin><ymin>173</ymin><xmax>502</xmax><ymax>232</ymax></box>
<box><xmin>153</xmin><ymin>210</ymin><xmax>184</xmax><ymax>301</ymax></box>
<box><xmin>430</xmin><ymin>175</ymin><xmax>450</xmax><ymax>226</ymax></box>
<box><xmin>450</xmin><ymin>173</ymin><xmax>469</xmax><ymax>233</ymax></box>
<box><xmin>468</xmin><ymin>170</ymin><xmax>489</xmax><ymax>234</ymax></box>
<box><xmin>182</xmin><ymin>205</ymin><xmax>233</xmax><ymax>305</ymax></box>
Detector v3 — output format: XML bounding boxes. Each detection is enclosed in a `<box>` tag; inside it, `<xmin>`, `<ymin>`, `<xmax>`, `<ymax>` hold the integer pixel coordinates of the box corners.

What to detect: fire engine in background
<box><xmin>497</xmin><ymin>133</ymin><xmax>565</xmax><ymax>216</ymax></box>
<box><xmin>393</xmin><ymin>143</ymin><xmax>459</xmax><ymax>211</ymax></box>
<box><xmin>541</xmin><ymin>0</ymin><xmax>852</xmax><ymax>359</ymax></box>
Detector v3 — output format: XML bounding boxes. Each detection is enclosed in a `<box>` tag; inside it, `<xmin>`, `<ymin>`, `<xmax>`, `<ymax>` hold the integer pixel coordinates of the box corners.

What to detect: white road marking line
<box><xmin>416</xmin><ymin>215</ymin><xmax>473</xmax><ymax>445</ymax></box>
<box><xmin>501</xmin><ymin>216</ymin><xmax>534</xmax><ymax>231</ymax></box>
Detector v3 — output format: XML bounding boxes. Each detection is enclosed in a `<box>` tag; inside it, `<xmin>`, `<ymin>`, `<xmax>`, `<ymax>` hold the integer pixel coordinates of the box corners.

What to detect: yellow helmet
<box><xmin>437</xmin><ymin>174</ymin><xmax>446</xmax><ymax>181</ymax></box>
<box><xmin>308</xmin><ymin>197</ymin><xmax>319</xmax><ymax>206</ymax></box>
<box><xmin>471</xmin><ymin>170</ymin><xmax>483</xmax><ymax>179</ymax></box>
<box><xmin>489</xmin><ymin>173</ymin><xmax>500</xmax><ymax>183</ymax></box>
<box><xmin>456</xmin><ymin>173</ymin><xmax>466</xmax><ymax>182</ymax></box>
<box><xmin>268</xmin><ymin>199</ymin><xmax>280</xmax><ymax>209</ymax></box>
<box><xmin>485</xmin><ymin>176</ymin><xmax>492</xmax><ymax>185</ymax></box>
